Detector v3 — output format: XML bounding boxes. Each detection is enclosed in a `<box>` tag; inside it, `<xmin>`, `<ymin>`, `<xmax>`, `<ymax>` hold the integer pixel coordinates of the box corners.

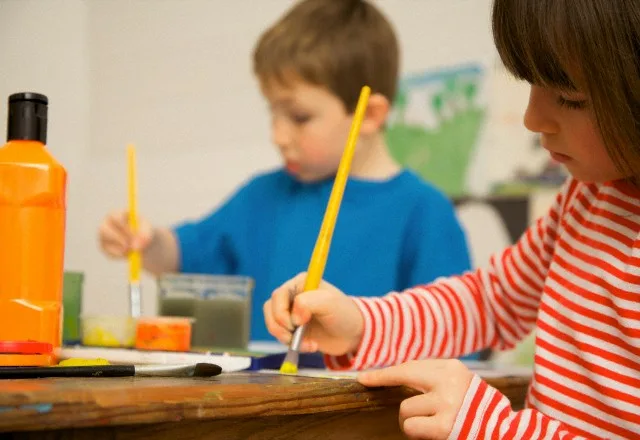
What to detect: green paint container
<box><xmin>157</xmin><ymin>274</ymin><xmax>253</xmax><ymax>350</ymax></box>
<box><xmin>62</xmin><ymin>271</ymin><xmax>84</xmax><ymax>344</ymax></box>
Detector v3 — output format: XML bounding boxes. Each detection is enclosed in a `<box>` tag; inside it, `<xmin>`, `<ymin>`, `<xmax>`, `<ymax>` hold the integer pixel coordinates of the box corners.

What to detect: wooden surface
<box><xmin>0</xmin><ymin>372</ymin><xmax>531</xmax><ymax>439</ymax></box>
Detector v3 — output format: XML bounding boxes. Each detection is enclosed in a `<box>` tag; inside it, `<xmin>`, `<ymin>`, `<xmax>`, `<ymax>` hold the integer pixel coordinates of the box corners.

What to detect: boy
<box><xmin>99</xmin><ymin>0</ymin><xmax>473</xmax><ymax>346</ymax></box>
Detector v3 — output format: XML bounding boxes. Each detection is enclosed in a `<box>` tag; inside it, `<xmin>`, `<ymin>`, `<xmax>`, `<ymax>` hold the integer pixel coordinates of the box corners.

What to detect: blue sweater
<box><xmin>174</xmin><ymin>168</ymin><xmax>472</xmax><ymax>344</ymax></box>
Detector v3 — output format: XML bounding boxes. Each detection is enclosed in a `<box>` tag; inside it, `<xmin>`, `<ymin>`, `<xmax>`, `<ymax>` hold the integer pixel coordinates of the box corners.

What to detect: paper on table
<box><xmin>59</xmin><ymin>346</ymin><xmax>251</xmax><ymax>372</ymax></box>
<box><xmin>259</xmin><ymin>361</ymin><xmax>533</xmax><ymax>380</ymax></box>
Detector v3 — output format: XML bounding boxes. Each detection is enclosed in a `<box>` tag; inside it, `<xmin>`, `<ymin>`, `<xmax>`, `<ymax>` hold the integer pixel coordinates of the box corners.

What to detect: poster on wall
<box><xmin>386</xmin><ymin>62</ymin><xmax>567</xmax><ymax>198</ymax></box>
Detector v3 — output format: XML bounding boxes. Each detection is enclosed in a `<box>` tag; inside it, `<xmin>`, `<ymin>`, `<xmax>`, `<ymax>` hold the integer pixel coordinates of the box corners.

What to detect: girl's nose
<box><xmin>523</xmin><ymin>85</ymin><xmax>560</xmax><ymax>135</ymax></box>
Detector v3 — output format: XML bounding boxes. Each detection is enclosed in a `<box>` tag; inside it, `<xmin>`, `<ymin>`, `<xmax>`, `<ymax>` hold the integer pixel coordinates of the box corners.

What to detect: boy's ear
<box><xmin>359</xmin><ymin>93</ymin><xmax>390</xmax><ymax>135</ymax></box>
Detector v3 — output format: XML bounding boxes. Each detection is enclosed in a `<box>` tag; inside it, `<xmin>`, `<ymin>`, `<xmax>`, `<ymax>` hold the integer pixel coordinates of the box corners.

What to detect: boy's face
<box><xmin>524</xmin><ymin>85</ymin><xmax>624</xmax><ymax>182</ymax></box>
<box><xmin>261</xmin><ymin>79</ymin><xmax>355</xmax><ymax>182</ymax></box>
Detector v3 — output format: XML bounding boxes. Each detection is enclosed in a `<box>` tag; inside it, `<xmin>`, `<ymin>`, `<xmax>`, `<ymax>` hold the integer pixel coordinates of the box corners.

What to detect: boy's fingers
<box><xmin>117</xmin><ymin>210</ymin><xmax>130</xmax><ymax>225</ymax></box>
<box><xmin>131</xmin><ymin>229</ymin><xmax>153</xmax><ymax>251</ymax></box>
<box><xmin>99</xmin><ymin>223</ymin><xmax>129</xmax><ymax>250</ymax></box>
<box><xmin>131</xmin><ymin>238</ymin><xmax>145</xmax><ymax>251</ymax></box>
<box><xmin>102</xmin><ymin>243</ymin><xmax>127</xmax><ymax>258</ymax></box>
<box><xmin>106</xmin><ymin>218</ymin><xmax>133</xmax><ymax>244</ymax></box>
<box><xmin>111</xmin><ymin>210</ymin><xmax>132</xmax><ymax>229</ymax></box>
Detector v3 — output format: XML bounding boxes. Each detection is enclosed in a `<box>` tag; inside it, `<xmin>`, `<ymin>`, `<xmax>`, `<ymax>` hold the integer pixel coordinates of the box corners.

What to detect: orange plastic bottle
<box><xmin>0</xmin><ymin>92</ymin><xmax>67</xmax><ymax>364</ymax></box>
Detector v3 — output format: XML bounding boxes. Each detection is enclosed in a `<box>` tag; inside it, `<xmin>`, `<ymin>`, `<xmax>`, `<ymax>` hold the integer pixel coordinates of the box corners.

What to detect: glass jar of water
<box><xmin>157</xmin><ymin>274</ymin><xmax>253</xmax><ymax>350</ymax></box>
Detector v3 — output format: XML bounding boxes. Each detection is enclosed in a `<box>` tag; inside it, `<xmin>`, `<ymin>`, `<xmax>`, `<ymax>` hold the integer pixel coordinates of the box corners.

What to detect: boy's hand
<box><xmin>358</xmin><ymin>359</ymin><xmax>474</xmax><ymax>440</ymax></box>
<box><xmin>98</xmin><ymin>210</ymin><xmax>154</xmax><ymax>258</ymax></box>
<box><xmin>264</xmin><ymin>272</ymin><xmax>364</xmax><ymax>356</ymax></box>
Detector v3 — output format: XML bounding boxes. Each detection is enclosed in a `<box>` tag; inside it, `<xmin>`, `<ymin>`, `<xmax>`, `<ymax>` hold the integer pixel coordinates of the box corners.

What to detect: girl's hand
<box><xmin>264</xmin><ymin>272</ymin><xmax>364</xmax><ymax>356</ymax></box>
<box><xmin>358</xmin><ymin>359</ymin><xmax>474</xmax><ymax>440</ymax></box>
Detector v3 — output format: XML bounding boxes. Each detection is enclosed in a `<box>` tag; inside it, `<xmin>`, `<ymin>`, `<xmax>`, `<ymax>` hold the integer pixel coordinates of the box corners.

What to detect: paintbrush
<box><xmin>0</xmin><ymin>363</ymin><xmax>222</xmax><ymax>379</ymax></box>
<box><xmin>279</xmin><ymin>85</ymin><xmax>371</xmax><ymax>375</ymax></box>
<box><xmin>127</xmin><ymin>144</ymin><xmax>142</xmax><ymax>318</ymax></box>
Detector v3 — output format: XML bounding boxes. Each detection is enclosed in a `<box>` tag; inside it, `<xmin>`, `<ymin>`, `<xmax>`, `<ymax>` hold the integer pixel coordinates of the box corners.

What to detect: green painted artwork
<box><xmin>386</xmin><ymin>64</ymin><xmax>486</xmax><ymax>196</ymax></box>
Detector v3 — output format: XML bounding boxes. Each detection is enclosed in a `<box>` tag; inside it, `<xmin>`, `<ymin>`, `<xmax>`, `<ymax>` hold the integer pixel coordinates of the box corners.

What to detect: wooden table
<box><xmin>0</xmin><ymin>372</ymin><xmax>530</xmax><ymax>439</ymax></box>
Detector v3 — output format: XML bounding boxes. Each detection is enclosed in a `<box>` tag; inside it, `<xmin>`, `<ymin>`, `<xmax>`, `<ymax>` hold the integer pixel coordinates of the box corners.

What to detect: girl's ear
<box><xmin>359</xmin><ymin>93</ymin><xmax>391</xmax><ymax>135</ymax></box>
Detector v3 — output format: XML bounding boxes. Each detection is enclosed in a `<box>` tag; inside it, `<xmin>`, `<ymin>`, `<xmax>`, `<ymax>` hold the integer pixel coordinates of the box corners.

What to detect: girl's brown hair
<box><xmin>492</xmin><ymin>0</ymin><xmax>640</xmax><ymax>180</ymax></box>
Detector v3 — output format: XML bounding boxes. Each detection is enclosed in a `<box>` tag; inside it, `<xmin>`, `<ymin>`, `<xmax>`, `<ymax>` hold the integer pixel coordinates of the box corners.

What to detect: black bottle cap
<box><xmin>7</xmin><ymin>92</ymin><xmax>48</xmax><ymax>144</ymax></box>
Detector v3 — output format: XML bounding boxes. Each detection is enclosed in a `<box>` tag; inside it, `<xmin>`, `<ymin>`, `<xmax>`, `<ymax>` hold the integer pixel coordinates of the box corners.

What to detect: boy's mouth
<box><xmin>285</xmin><ymin>161</ymin><xmax>301</xmax><ymax>174</ymax></box>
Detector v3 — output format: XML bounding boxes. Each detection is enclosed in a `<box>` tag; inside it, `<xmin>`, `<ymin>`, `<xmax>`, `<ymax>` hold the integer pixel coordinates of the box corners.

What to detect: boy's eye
<box><xmin>291</xmin><ymin>113</ymin><xmax>311</xmax><ymax>124</ymax></box>
<box><xmin>557</xmin><ymin>95</ymin><xmax>588</xmax><ymax>110</ymax></box>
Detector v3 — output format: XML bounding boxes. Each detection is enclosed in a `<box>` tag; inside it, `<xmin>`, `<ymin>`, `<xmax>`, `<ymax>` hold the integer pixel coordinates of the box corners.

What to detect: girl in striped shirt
<box><xmin>264</xmin><ymin>0</ymin><xmax>640</xmax><ymax>438</ymax></box>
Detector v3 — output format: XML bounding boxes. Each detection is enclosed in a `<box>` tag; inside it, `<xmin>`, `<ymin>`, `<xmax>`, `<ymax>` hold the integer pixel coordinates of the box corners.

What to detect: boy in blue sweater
<box><xmin>98</xmin><ymin>0</ymin><xmax>474</xmax><ymax>351</ymax></box>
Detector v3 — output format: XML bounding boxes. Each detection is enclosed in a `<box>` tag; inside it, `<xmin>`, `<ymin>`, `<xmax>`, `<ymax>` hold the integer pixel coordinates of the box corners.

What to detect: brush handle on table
<box><xmin>0</xmin><ymin>365</ymin><xmax>135</xmax><ymax>379</ymax></box>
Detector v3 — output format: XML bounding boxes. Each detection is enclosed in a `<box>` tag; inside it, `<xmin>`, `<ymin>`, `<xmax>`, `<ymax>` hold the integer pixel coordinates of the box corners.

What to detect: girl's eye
<box><xmin>557</xmin><ymin>95</ymin><xmax>588</xmax><ymax>110</ymax></box>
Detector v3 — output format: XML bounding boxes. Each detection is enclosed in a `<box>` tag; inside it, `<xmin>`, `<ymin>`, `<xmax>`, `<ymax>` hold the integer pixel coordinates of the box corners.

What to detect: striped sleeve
<box><xmin>448</xmin><ymin>375</ymin><xmax>596</xmax><ymax>439</ymax></box>
<box><xmin>325</xmin><ymin>179</ymin><xmax>579</xmax><ymax>371</ymax></box>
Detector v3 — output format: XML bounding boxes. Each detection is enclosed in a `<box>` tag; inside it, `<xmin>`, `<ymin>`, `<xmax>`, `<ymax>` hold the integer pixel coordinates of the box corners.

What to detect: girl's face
<box><xmin>523</xmin><ymin>85</ymin><xmax>623</xmax><ymax>183</ymax></box>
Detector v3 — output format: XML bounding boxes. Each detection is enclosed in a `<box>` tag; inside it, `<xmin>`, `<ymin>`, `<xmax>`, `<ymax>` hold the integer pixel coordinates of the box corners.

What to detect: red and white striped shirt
<box><xmin>327</xmin><ymin>178</ymin><xmax>640</xmax><ymax>439</ymax></box>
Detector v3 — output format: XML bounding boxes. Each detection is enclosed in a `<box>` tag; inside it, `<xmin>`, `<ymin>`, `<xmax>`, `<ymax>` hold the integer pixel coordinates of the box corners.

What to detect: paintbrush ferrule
<box><xmin>129</xmin><ymin>282</ymin><xmax>142</xmax><ymax>318</ymax></box>
<box><xmin>290</xmin><ymin>324</ymin><xmax>305</xmax><ymax>352</ymax></box>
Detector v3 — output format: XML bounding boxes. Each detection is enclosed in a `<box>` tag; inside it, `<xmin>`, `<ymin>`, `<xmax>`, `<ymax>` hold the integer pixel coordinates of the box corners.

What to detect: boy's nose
<box><xmin>272</xmin><ymin>118</ymin><xmax>292</xmax><ymax>150</ymax></box>
<box><xmin>523</xmin><ymin>85</ymin><xmax>560</xmax><ymax>135</ymax></box>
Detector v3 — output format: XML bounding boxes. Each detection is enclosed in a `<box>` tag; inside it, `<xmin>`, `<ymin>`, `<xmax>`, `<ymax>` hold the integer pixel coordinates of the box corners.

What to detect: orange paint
<box><xmin>135</xmin><ymin>317</ymin><xmax>192</xmax><ymax>352</ymax></box>
<box><xmin>0</xmin><ymin>93</ymin><xmax>67</xmax><ymax>355</ymax></box>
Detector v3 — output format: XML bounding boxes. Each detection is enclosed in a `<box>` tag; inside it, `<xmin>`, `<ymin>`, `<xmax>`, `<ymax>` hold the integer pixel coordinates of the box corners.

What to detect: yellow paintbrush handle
<box><xmin>129</xmin><ymin>252</ymin><xmax>141</xmax><ymax>283</ymax></box>
<box><xmin>280</xmin><ymin>85</ymin><xmax>372</xmax><ymax>372</ymax></box>
<box><xmin>302</xmin><ymin>85</ymin><xmax>371</xmax><ymax>292</ymax></box>
<box><xmin>127</xmin><ymin>144</ymin><xmax>141</xmax><ymax>283</ymax></box>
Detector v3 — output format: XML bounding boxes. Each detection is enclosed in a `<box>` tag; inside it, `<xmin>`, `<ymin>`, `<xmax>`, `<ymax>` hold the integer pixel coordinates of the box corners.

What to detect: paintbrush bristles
<box><xmin>280</xmin><ymin>329</ymin><xmax>302</xmax><ymax>373</ymax></box>
<box><xmin>280</xmin><ymin>353</ymin><xmax>299</xmax><ymax>375</ymax></box>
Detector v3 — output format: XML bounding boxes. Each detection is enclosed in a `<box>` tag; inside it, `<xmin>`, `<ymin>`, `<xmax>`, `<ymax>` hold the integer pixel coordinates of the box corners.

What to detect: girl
<box><xmin>264</xmin><ymin>0</ymin><xmax>640</xmax><ymax>438</ymax></box>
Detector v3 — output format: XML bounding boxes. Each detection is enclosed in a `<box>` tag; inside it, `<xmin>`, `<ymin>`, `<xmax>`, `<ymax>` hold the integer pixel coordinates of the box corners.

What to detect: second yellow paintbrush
<box><xmin>280</xmin><ymin>85</ymin><xmax>371</xmax><ymax>374</ymax></box>
<box><xmin>127</xmin><ymin>144</ymin><xmax>142</xmax><ymax>318</ymax></box>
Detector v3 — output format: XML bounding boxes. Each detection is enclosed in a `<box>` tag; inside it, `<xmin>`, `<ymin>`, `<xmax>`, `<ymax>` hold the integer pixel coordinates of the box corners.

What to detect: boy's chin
<box><xmin>286</xmin><ymin>168</ymin><xmax>332</xmax><ymax>184</ymax></box>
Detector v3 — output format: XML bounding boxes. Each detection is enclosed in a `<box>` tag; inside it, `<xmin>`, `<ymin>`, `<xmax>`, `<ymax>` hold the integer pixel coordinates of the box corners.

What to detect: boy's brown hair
<box><xmin>492</xmin><ymin>0</ymin><xmax>640</xmax><ymax>181</ymax></box>
<box><xmin>253</xmin><ymin>0</ymin><xmax>399</xmax><ymax>113</ymax></box>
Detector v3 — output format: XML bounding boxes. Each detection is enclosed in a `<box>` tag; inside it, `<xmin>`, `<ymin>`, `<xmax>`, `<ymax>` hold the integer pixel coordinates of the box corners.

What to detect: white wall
<box><xmin>1</xmin><ymin>0</ymin><xmax>540</xmax><ymax>317</ymax></box>
<box><xmin>0</xmin><ymin>0</ymin><xmax>92</xmax><ymax>298</ymax></box>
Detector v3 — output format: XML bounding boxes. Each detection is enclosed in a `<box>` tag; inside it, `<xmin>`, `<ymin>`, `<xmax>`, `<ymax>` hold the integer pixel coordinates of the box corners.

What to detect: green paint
<box><xmin>157</xmin><ymin>274</ymin><xmax>253</xmax><ymax>350</ymax></box>
<box><xmin>63</xmin><ymin>271</ymin><xmax>84</xmax><ymax>343</ymax></box>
